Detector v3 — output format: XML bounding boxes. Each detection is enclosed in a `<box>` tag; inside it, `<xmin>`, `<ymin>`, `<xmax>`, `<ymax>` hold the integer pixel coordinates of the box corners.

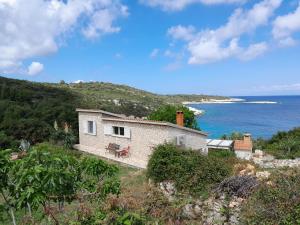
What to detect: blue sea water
<box><xmin>190</xmin><ymin>96</ymin><xmax>300</xmax><ymax>139</ymax></box>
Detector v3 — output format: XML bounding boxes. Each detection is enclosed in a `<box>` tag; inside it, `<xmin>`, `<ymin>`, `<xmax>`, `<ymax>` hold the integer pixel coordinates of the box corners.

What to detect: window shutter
<box><xmin>124</xmin><ymin>127</ymin><xmax>131</xmax><ymax>139</ymax></box>
<box><xmin>104</xmin><ymin>125</ymin><xmax>112</xmax><ymax>135</ymax></box>
<box><xmin>92</xmin><ymin>121</ymin><xmax>97</xmax><ymax>135</ymax></box>
<box><xmin>83</xmin><ymin>121</ymin><xmax>88</xmax><ymax>134</ymax></box>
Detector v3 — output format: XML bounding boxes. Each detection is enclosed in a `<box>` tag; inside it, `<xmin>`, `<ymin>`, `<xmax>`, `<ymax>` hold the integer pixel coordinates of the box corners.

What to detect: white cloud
<box><xmin>167</xmin><ymin>25</ymin><xmax>196</xmax><ymax>41</ymax></box>
<box><xmin>150</xmin><ymin>48</ymin><xmax>160</xmax><ymax>58</ymax></box>
<box><xmin>272</xmin><ymin>2</ymin><xmax>300</xmax><ymax>46</ymax></box>
<box><xmin>27</xmin><ymin>62</ymin><xmax>44</xmax><ymax>75</ymax></box>
<box><xmin>0</xmin><ymin>0</ymin><xmax>128</xmax><ymax>73</ymax></box>
<box><xmin>168</xmin><ymin>0</ymin><xmax>281</xmax><ymax>64</ymax></box>
<box><xmin>140</xmin><ymin>0</ymin><xmax>247</xmax><ymax>11</ymax></box>
<box><xmin>239</xmin><ymin>42</ymin><xmax>268</xmax><ymax>60</ymax></box>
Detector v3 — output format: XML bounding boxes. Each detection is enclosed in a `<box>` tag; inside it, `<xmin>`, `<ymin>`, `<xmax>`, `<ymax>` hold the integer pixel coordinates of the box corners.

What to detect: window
<box><xmin>86</xmin><ymin>121</ymin><xmax>96</xmax><ymax>135</ymax></box>
<box><xmin>113</xmin><ymin>126</ymin><xmax>125</xmax><ymax>136</ymax></box>
<box><xmin>176</xmin><ymin>135</ymin><xmax>186</xmax><ymax>147</ymax></box>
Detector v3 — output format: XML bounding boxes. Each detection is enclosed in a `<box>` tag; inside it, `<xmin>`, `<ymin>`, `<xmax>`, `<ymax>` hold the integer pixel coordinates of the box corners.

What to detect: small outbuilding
<box><xmin>233</xmin><ymin>133</ymin><xmax>253</xmax><ymax>160</ymax></box>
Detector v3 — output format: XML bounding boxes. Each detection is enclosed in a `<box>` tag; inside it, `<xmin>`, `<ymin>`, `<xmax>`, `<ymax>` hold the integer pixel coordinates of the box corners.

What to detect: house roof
<box><xmin>76</xmin><ymin>108</ymin><xmax>207</xmax><ymax>136</ymax></box>
<box><xmin>206</xmin><ymin>139</ymin><xmax>233</xmax><ymax>148</ymax></box>
<box><xmin>102</xmin><ymin>117</ymin><xmax>207</xmax><ymax>136</ymax></box>
<box><xmin>233</xmin><ymin>140</ymin><xmax>253</xmax><ymax>151</ymax></box>
<box><xmin>76</xmin><ymin>108</ymin><xmax>125</xmax><ymax>118</ymax></box>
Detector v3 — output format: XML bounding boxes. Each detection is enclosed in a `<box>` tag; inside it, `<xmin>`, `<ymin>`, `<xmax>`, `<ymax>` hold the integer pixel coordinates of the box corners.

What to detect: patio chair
<box><xmin>119</xmin><ymin>146</ymin><xmax>130</xmax><ymax>158</ymax></box>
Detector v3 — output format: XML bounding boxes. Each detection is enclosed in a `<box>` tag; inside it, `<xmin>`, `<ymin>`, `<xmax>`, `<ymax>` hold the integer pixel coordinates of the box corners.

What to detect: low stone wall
<box><xmin>253</xmin><ymin>157</ymin><xmax>300</xmax><ymax>169</ymax></box>
<box><xmin>250</xmin><ymin>150</ymin><xmax>300</xmax><ymax>168</ymax></box>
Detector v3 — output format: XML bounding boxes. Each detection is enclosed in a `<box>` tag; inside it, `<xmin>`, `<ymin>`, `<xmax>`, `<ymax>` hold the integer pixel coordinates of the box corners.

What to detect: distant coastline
<box><xmin>186</xmin><ymin>106</ymin><xmax>205</xmax><ymax>116</ymax></box>
<box><xmin>182</xmin><ymin>98</ymin><xmax>244</xmax><ymax>105</ymax></box>
<box><xmin>182</xmin><ymin>98</ymin><xmax>278</xmax><ymax>105</ymax></box>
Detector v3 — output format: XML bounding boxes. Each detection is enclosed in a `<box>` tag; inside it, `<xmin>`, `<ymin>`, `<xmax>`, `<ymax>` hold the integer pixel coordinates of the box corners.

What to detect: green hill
<box><xmin>0</xmin><ymin>76</ymin><xmax>227</xmax><ymax>148</ymax></box>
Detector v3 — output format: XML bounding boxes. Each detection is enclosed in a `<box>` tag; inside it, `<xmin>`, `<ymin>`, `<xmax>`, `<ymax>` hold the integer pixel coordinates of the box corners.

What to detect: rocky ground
<box><xmin>252</xmin><ymin>150</ymin><xmax>300</xmax><ymax>168</ymax></box>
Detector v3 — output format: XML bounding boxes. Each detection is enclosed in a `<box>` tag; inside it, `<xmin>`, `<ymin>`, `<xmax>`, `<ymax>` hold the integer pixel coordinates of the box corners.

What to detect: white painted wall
<box><xmin>235</xmin><ymin>150</ymin><xmax>252</xmax><ymax>160</ymax></box>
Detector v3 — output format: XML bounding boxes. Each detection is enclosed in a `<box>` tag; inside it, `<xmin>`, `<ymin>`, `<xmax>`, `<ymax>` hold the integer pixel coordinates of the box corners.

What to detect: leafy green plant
<box><xmin>0</xmin><ymin>143</ymin><xmax>121</xmax><ymax>224</ymax></box>
<box><xmin>263</xmin><ymin>127</ymin><xmax>300</xmax><ymax>159</ymax></box>
<box><xmin>116</xmin><ymin>212</ymin><xmax>146</xmax><ymax>225</ymax></box>
<box><xmin>147</xmin><ymin>143</ymin><xmax>232</xmax><ymax>196</ymax></box>
<box><xmin>241</xmin><ymin>169</ymin><xmax>300</xmax><ymax>225</ymax></box>
<box><xmin>208</xmin><ymin>149</ymin><xmax>236</xmax><ymax>158</ymax></box>
<box><xmin>0</xmin><ymin>149</ymin><xmax>17</xmax><ymax>225</ymax></box>
<box><xmin>148</xmin><ymin>105</ymin><xmax>199</xmax><ymax>129</ymax></box>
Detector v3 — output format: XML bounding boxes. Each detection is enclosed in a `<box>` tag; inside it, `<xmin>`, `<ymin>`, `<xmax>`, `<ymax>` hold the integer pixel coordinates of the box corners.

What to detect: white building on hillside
<box><xmin>74</xmin><ymin>109</ymin><xmax>208</xmax><ymax>168</ymax></box>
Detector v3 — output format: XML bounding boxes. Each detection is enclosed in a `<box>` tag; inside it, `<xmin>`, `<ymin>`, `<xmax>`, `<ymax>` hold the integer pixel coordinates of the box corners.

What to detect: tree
<box><xmin>148</xmin><ymin>105</ymin><xmax>199</xmax><ymax>130</ymax></box>
<box><xmin>0</xmin><ymin>149</ymin><xmax>16</xmax><ymax>225</ymax></box>
<box><xmin>221</xmin><ymin>132</ymin><xmax>244</xmax><ymax>140</ymax></box>
<box><xmin>278</xmin><ymin>136</ymin><xmax>299</xmax><ymax>155</ymax></box>
<box><xmin>6</xmin><ymin>144</ymin><xmax>120</xmax><ymax>224</ymax></box>
<box><xmin>11</xmin><ymin>148</ymin><xmax>78</xmax><ymax>224</ymax></box>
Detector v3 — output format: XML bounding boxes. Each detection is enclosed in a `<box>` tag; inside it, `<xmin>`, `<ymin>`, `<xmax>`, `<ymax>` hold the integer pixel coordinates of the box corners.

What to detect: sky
<box><xmin>0</xmin><ymin>0</ymin><xmax>300</xmax><ymax>96</ymax></box>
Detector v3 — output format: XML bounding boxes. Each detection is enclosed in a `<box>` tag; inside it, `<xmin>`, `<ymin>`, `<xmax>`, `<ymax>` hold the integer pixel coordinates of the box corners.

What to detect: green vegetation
<box><xmin>147</xmin><ymin>143</ymin><xmax>232</xmax><ymax>196</ymax></box>
<box><xmin>221</xmin><ymin>132</ymin><xmax>244</xmax><ymax>140</ymax></box>
<box><xmin>148</xmin><ymin>105</ymin><xmax>199</xmax><ymax>129</ymax></box>
<box><xmin>208</xmin><ymin>149</ymin><xmax>236</xmax><ymax>159</ymax></box>
<box><xmin>241</xmin><ymin>169</ymin><xmax>300</xmax><ymax>225</ymax></box>
<box><xmin>0</xmin><ymin>143</ymin><xmax>120</xmax><ymax>225</ymax></box>
<box><xmin>254</xmin><ymin>127</ymin><xmax>300</xmax><ymax>159</ymax></box>
<box><xmin>0</xmin><ymin>76</ymin><xmax>226</xmax><ymax>150</ymax></box>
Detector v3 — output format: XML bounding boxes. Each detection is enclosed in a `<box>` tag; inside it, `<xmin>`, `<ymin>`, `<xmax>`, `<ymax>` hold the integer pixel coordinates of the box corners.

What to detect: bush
<box><xmin>208</xmin><ymin>149</ymin><xmax>236</xmax><ymax>159</ymax></box>
<box><xmin>0</xmin><ymin>131</ymin><xmax>18</xmax><ymax>150</ymax></box>
<box><xmin>148</xmin><ymin>105</ymin><xmax>199</xmax><ymax>130</ymax></box>
<box><xmin>263</xmin><ymin>127</ymin><xmax>300</xmax><ymax>159</ymax></box>
<box><xmin>241</xmin><ymin>169</ymin><xmax>300</xmax><ymax>224</ymax></box>
<box><xmin>147</xmin><ymin>143</ymin><xmax>232</xmax><ymax>196</ymax></box>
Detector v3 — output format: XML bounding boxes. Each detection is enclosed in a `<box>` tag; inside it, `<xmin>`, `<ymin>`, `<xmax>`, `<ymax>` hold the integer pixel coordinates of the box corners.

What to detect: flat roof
<box><xmin>76</xmin><ymin>108</ymin><xmax>125</xmax><ymax>118</ymax></box>
<box><xmin>206</xmin><ymin>139</ymin><xmax>233</xmax><ymax>148</ymax></box>
<box><xmin>102</xmin><ymin>117</ymin><xmax>207</xmax><ymax>136</ymax></box>
<box><xmin>76</xmin><ymin>108</ymin><xmax>207</xmax><ymax>136</ymax></box>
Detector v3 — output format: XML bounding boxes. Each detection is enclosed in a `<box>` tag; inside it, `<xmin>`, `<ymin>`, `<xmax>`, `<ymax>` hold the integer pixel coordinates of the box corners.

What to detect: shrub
<box><xmin>147</xmin><ymin>143</ymin><xmax>232</xmax><ymax>196</ymax></box>
<box><xmin>241</xmin><ymin>169</ymin><xmax>300</xmax><ymax>224</ymax></box>
<box><xmin>208</xmin><ymin>149</ymin><xmax>236</xmax><ymax>159</ymax></box>
<box><xmin>263</xmin><ymin>127</ymin><xmax>300</xmax><ymax>159</ymax></box>
<box><xmin>148</xmin><ymin>105</ymin><xmax>199</xmax><ymax>130</ymax></box>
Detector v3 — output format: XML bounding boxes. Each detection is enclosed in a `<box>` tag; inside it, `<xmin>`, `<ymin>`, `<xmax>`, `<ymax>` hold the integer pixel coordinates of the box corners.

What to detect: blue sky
<box><xmin>1</xmin><ymin>0</ymin><xmax>300</xmax><ymax>96</ymax></box>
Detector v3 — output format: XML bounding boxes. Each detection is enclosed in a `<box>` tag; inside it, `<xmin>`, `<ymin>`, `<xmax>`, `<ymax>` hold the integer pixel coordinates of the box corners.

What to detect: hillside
<box><xmin>0</xmin><ymin>76</ymin><xmax>227</xmax><ymax>147</ymax></box>
<box><xmin>52</xmin><ymin>81</ymin><xmax>228</xmax><ymax>111</ymax></box>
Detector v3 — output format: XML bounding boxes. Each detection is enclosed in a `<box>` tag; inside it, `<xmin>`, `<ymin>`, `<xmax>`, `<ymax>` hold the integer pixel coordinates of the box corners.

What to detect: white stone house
<box><xmin>74</xmin><ymin>109</ymin><xmax>208</xmax><ymax>168</ymax></box>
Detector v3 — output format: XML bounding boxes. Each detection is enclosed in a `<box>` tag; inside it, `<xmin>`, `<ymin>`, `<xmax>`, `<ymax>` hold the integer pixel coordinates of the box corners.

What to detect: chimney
<box><xmin>243</xmin><ymin>133</ymin><xmax>251</xmax><ymax>143</ymax></box>
<box><xmin>176</xmin><ymin>111</ymin><xmax>184</xmax><ymax>127</ymax></box>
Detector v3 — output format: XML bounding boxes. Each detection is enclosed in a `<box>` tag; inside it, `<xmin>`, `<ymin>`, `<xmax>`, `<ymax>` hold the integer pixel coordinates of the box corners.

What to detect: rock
<box><xmin>254</xmin><ymin>150</ymin><xmax>264</xmax><ymax>157</ymax></box>
<box><xmin>159</xmin><ymin>181</ymin><xmax>176</xmax><ymax>201</ymax></box>
<box><xmin>236</xmin><ymin>163</ymin><xmax>256</xmax><ymax>176</ymax></box>
<box><xmin>182</xmin><ymin>203</ymin><xmax>202</xmax><ymax>219</ymax></box>
<box><xmin>252</xmin><ymin>155</ymin><xmax>300</xmax><ymax>169</ymax></box>
<box><xmin>256</xmin><ymin>171</ymin><xmax>271</xmax><ymax>180</ymax></box>
<box><xmin>229</xmin><ymin>200</ymin><xmax>239</xmax><ymax>208</ymax></box>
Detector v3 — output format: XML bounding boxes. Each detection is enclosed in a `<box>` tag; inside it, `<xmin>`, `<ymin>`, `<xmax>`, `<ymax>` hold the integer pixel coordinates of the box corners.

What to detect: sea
<box><xmin>189</xmin><ymin>96</ymin><xmax>300</xmax><ymax>140</ymax></box>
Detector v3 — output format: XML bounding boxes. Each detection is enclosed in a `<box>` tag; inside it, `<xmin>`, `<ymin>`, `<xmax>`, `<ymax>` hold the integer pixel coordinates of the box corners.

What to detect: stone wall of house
<box><xmin>235</xmin><ymin>150</ymin><xmax>252</xmax><ymax>160</ymax></box>
<box><xmin>78</xmin><ymin>111</ymin><xmax>207</xmax><ymax>168</ymax></box>
<box><xmin>167</xmin><ymin>127</ymin><xmax>208</xmax><ymax>154</ymax></box>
